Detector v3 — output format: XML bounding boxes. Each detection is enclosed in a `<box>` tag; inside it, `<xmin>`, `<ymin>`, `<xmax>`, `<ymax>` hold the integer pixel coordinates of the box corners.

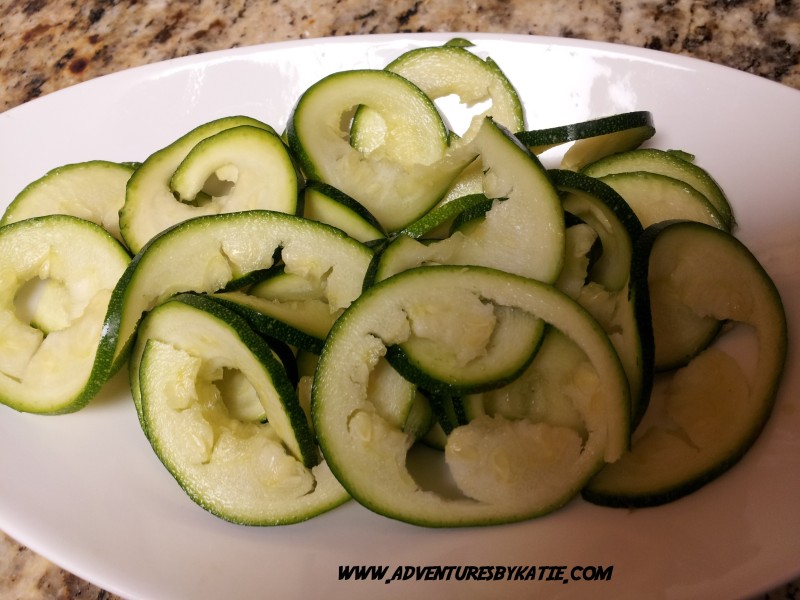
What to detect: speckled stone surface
<box><xmin>1</xmin><ymin>0</ymin><xmax>799</xmax><ymax>114</ymax></box>
<box><xmin>0</xmin><ymin>1</ymin><xmax>798</xmax><ymax>599</ymax></box>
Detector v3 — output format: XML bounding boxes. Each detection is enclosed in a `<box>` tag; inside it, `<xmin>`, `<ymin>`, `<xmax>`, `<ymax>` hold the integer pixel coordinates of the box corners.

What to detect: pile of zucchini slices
<box><xmin>0</xmin><ymin>40</ymin><xmax>786</xmax><ymax>527</ymax></box>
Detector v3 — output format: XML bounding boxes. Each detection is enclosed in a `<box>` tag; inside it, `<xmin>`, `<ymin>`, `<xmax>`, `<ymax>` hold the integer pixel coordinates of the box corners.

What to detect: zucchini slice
<box><xmin>581</xmin><ymin>148</ymin><xmax>734</xmax><ymax>230</ymax></box>
<box><xmin>647</xmin><ymin>230</ymin><xmax>725</xmax><ymax>371</ymax></box>
<box><xmin>313</xmin><ymin>265</ymin><xmax>629</xmax><ymax>527</ymax></box>
<box><xmin>597</xmin><ymin>171</ymin><xmax>726</xmax><ymax>229</ymax></box>
<box><xmin>120</xmin><ymin>116</ymin><xmax>297</xmax><ymax>253</ymax></box>
<box><xmin>286</xmin><ymin>69</ymin><xmax>476</xmax><ymax>232</ymax></box>
<box><xmin>367</xmin><ymin>118</ymin><xmax>564</xmax><ymax>286</ymax></box>
<box><xmin>382</xmin><ymin>42</ymin><xmax>524</xmax><ymax>143</ymax></box>
<box><xmin>385</xmin><ymin>300</ymin><xmax>545</xmax><ymax>395</ymax></box>
<box><xmin>550</xmin><ymin>169</ymin><xmax>643</xmax><ymax>292</ymax></box>
<box><xmin>399</xmin><ymin>193</ymin><xmax>491</xmax><ymax>240</ymax></box>
<box><xmin>134</xmin><ymin>294</ymin><xmax>349</xmax><ymax>525</ymax></box>
<box><xmin>1</xmin><ymin>160</ymin><xmax>134</xmax><ymax>244</ymax></box>
<box><xmin>209</xmin><ymin>291</ymin><xmax>336</xmax><ymax>355</ymax></box>
<box><xmin>301</xmin><ymin>181</ymin><xmax>386</xmax><ymax>243</ymax></box>
<box><xmin>0</xmin><ymin>215</ymin><xmax>130</xmax><ymax>414</ymax></box>
<box><xmin>549</xmin><ymin>169</ymin><xmax>653</xmax><ymax>426</ymax></box>
<box><xmin>583</xmin><ymin>221</ymin><xmax>787</xmax><ymax>507</ymax></box>
<box><xmin>101</xmin><ymin>210</ymin><xmax>372</xmax><ymax>382</ymax></box>
<box><xmin>516</xmin><ymin>111</ymin><xmax>655</xmax><ymax>169</ymax></box>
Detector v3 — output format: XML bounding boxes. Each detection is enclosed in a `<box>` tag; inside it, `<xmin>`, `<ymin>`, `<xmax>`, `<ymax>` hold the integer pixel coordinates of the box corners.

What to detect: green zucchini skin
<box><xmin>0</xmin><ymin>215</ymin><xmax>131</xmax><ymax>414</ymax></box>
<box><xmin>313</xmin><ymin>265</ymin><xmax>630</xmax><ymax>527</ymax></box>
<box><xmin>120</xmin><ymin>117</ymin><xmax>297</xmax><ymax>254</ymax></box>
<box><xmin>581</xmin><ymin>148</ymin><xmax>734</xmax><ymax>230</ymax></box>
<box><xmin>583</xmin><ymin>220</ymin><xmax>787</xmax><ymax>508</ymax></box>
<box><xmin>133</xmin><ymin>293</ymin><xmax>349</xmax><ymax>525</ymax></box>
<box><xmin>548</xmin><ymin>169</ymin><xmax>653</xmax><ymax>429</ymax></box>
<box><xmin>517</xmin><ymin>111</ymin><xmax>654</xmax><ymax>147</ymax></box>
<box><xmin>97</xmin><ymin>210</ymin><xmax>373</xmax><ymax>384</ymax></box>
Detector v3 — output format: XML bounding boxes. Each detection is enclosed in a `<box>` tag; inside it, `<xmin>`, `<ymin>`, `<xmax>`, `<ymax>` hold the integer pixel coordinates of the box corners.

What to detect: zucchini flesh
<box><xmin>470</xmin><ymin>329</ymin><xmax>593</xmax><ymax>432</ymax></box>
<box><xmin>583</xmin><ymin>221</ymin><xmax>787</xmax><ymax>507</ymax></box>
<box><xmin>0</xmin><ymin>215</ymin><xmax>130</xmax><ymax>414</ymax></box>
<box><xmin>598</xmin><ymin>171</ymin><xmax>725</xmax><ymax>229</ymax></box>
<box><xmin>382</xmin><ymin>43</ymin><xmax>524</xmax><ymax>144</ymax></box>
<box><xmin>648</xmin><ymin>244</ymin><xmax>724</xmax><ymax>370</ymax></box>
<box><xmin>516</xmin><ymin>111</ymin><xmax>655</xmax><ymax>169</ymax></box>
<box><xmin>399</xmin><ymin>192</ymin><xmax>491</xmax><ymax>240</ymax></box>
<box><xmin>135</xmin><ymin>295</ymin><xmax>349</xmax><ymax>525</ymax></box>
<box><xmin>313</xmin><ymin>265</ymin><xmax>629</xmax><ymax>527</ymax></box>
<box><xmin>368</xmin><ymin>118</ymin><xmax>564</xmax><ymax>287</ymax></box>
<box><xmin>301</xmin><ymin>181</ymin><xmax>386</xmax><ymax>244</ymax></box>
<box><xmin>120</xmin><ymin>117</ymin><xmax>295</xmax><ymax>254</ymax></box>
<box><xmin>581</xmin><ymin>148</ymin><xmax>734</xmax><ymax>230</ymax></box>
<box><xmin>101</xmin><ymin>210</ymin><xmax>372</xmax><ymax>381</ymax></box>
<box><xmin>555</xmin><ymin>222</ymin><xmax>599</xmax><ymax>299</ymax></box>
<box><xmin>287</xmin><ymin>69</ymin><xmax>476</xmax><ymax>232</ymax></box>
<box><xmin>1</xmin><ymin>160</ymin><xmax>134</xmax><ymax>244</ymax></box>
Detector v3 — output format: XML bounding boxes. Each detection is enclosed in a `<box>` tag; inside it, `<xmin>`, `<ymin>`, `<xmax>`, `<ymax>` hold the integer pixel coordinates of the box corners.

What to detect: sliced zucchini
<box><xmin>597</xmin><ymin>171</ymin><xmax>726</xmax><ymax>230</ymax></box>
<box><xmin>549</xmin><ymin>169</ymin><xmax>653</xmax><ymax>427</ymax></box>
<box><xmin>286</xmin><ymin>69</ymin><xmax>476</xmax><ymax>232</ymax></box>
<box><xmin>383</xmin><ymin>42</ymin><xmax>524</xmax><ymax>143</ymax></box>
<box><xmin>249</xmin><ymin>265</ymin><xmax>324</xmax><ymax>301</ymax></box>
<box><xmin>385</xmin><ymin>299</ymin><xmax>545</xmax><ymax>395</ymax></box>
<box><xmin>120</xmin><ymin>116</ymin><xmax>297</xmax><ymax>253</ymax></box>
<box><xmin>516</xmin><ymin>111</ymin><xmax>655</xmax><ymax>169</ymax></box>
<box><xmin>367</xmin><ymin>118</ymin><xmax>564</xmax><ymax>286</ymax></box>
<box><xmin>0</xmin><ymin>215</ymin><xmax>130</xmax><ymax>414</ymax></box>
<box><xmin>209</xmin><ymin>291</ymin><xmax>336</xmax><ymax>355</ymax></box>
<box><xmin>301</xmin><ymin>181</ymin><xmax>386</xmax><ymax>243</ymax></box>
<box><xmin>470</xmin><ymin>329</ymin><xmax>594</xmax><ymax>430</ymax></box>
<box><xmin>313</xmin><ymin>265</ymin><xmax>629</xmax><ymax>527</ymax></box>
<box><xmin>581</xmin><ymin>148</ymin><xmax>734</xmax><ymax>230</ymax></box>
<box><xmin>134</xmin><ymin>294</ymin><xmax>349</xmax><ymax>525</ymax></box>
<box><xmin>583</xmin><ymin>220</ymin><xmax>787</xmax><ymax>507</ymax></box>
<box><xmin>399</xmin><ymin>193</ymin><xmax>491</xmax><ymax>240</ymax></box>
<box><xmin>550</xmin><ymin>169</ymin><xmax>643</xmax><ymax>292</ymax></box>
<box><xmin>447</xmin><ymin>194</ymin><xmax>498</xmax><ymax>236</ymax></box>
<box><xmin>135</xmin><ymin>293</ymin><xmax>315</xmax><ymax>462</ymax></box>
<box><xmin>1</xmin><ymin>160</ymin><xmax>134</xmax><ymax>244</ymax></box>
<box><xmin>101</xmin><ymin>211</ymin><xmax>372</xmax><ymax>383</ymax></box>
<box><xmin>646</xmin><ymin>225</ymin><xmax>724</xmax><ymax>370</ymax></box>
<box><xmin>365</xmin><ymin>234</ymin><xmax>439</xmax><ymax>287</ymax></box>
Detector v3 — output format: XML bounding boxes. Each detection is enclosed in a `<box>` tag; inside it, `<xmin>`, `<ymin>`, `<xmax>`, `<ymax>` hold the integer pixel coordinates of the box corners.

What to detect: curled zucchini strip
<box><xmin>313</xmin><ymin>265</ymin><xmax>629</xmax><ymax>527</ymax></box>
<box><xmin>1</xmin><ymin>160</ymin><xmax>134</xmax><ymax>244</ymax></box>
<box><xmin>287</xmin><ymin>69</ymin><xmax>476</xmax><ymax>232</ymax></box>
<box><xmin>120</xmin><ymin>116</ymin><xmax>298</xmax><ymax>254</ymax></box>
<box><xmin>583</xmin><ymin>221</ymin><xmax>787</xmax><ymax>507</ymax></box>
<box><xmin>0</xmin><ymin>215</ymin><xmax>130</xmax><ymax>414</ymax></box>
<box><xmin>106</xmin><ymin>210</ymin><xmax>373</xmax><ymax>385</ymax></box>
<box><xmin>134</xmin><ymin>294</ymin><xmax>349</xmax><ymax>525</ymax></box>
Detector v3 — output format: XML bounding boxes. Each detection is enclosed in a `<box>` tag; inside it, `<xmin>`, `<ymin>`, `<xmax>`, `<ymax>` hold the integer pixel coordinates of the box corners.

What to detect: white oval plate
<box><xmin>1</xmin><ymin>33</ymin><xmax>799</xmax><ymax>600</ymax></box>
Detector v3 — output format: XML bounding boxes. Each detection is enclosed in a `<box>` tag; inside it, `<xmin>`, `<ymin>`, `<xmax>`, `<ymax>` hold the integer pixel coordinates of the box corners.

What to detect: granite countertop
<box><xmin>0</xmin><ymin>1</ymin><xmax>798</xmax><ymax>599</ymax></box>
